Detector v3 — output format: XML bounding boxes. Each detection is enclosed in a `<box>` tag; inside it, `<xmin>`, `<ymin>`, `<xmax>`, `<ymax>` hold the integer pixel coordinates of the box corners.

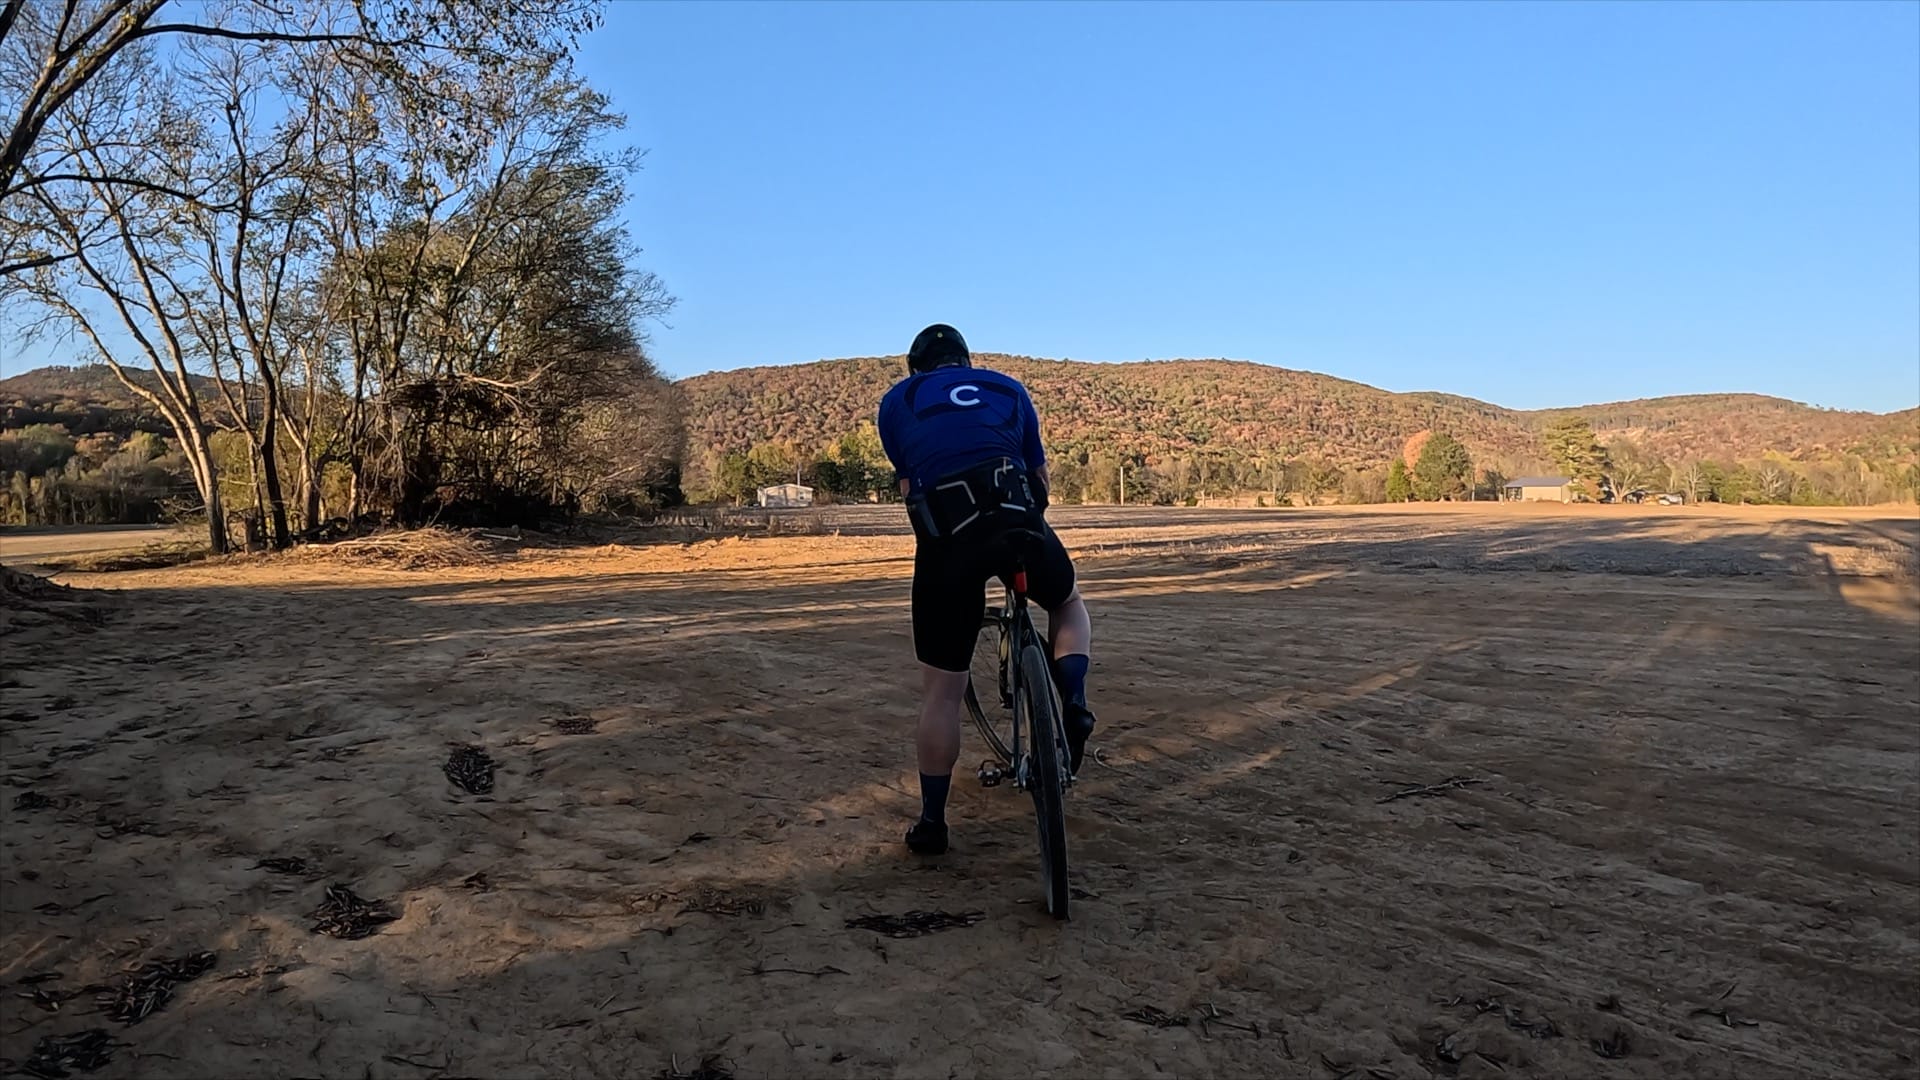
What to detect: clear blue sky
<box><xmin>581</xmin><ymin>0</ymin><xmax>1919</xmax><ymax>412</ymax></box>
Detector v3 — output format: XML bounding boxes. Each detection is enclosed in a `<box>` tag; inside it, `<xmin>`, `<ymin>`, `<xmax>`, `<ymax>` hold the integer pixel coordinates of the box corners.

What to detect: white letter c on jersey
<box><xmin>949</xmin><ymin>384</ymin><xmax>982</xmax><ymax>407</ymax></box>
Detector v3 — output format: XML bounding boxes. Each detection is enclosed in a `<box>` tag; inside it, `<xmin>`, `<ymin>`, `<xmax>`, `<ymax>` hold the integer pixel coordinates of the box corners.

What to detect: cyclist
<box><xmin>876</xmin><ymin>323</ymin><xmax>1096</xmax><ymax>856</ymax></box>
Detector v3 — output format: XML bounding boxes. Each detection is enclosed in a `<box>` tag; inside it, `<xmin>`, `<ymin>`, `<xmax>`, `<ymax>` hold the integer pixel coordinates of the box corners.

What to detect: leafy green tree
<box><xmin>742</xmin><ymin>442</ymin><xmax>800</xmax><ymax>490</ymax></box>
<box><xmin>1385</xmin><ymin>458</ymin><xmax>1412</xmax><ymax>502</ymax></box>
<box><xmin>1412</xmin><ymin>433</ymin><xmax>1471</xmax><ymax>500</ymax></box>
<box><xmin>0</xmin><ymin>424</ymin><xmax>77</xmax><ymax>475</ymax></box>
<box><xmin>714</xmin><ymin>453</ymin><xmax>752</xmax><ymax>505</ymax></box>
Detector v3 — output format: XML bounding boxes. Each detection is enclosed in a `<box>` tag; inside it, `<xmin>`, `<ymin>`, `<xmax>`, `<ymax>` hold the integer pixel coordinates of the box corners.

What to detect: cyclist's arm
<box><xmin>878</xmin><ymin>394</ymin><xmax>909</xmax><ymax>496</ymax></box>
<box><xmin>1020</xmin><ymin>387</ymin><xmax>1049</xmax><ymax>502</ymax></box>
<box><xmin>1019</xmin><ymin>389</ymin><xmax>1046</xmax><ymax>472</ymax></box>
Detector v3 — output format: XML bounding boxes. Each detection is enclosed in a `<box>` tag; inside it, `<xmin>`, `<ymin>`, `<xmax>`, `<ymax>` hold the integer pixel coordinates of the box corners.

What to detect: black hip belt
<box><xmin>908</xmin><ymin>458</ymin><xmax>1042</xmax><ymax>540</ymax></box>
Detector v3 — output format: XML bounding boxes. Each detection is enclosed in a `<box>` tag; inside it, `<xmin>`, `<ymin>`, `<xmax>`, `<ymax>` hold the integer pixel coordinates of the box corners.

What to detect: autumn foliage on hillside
<box><xmin>7</xmin><ymin>356</ymin><xmax>1918</xmax><ymax>518</ymax></box>
<box><xmin>681</xmin><ymin>355</ymin><xmax>1918</xmax><ymax>505</ymax></box>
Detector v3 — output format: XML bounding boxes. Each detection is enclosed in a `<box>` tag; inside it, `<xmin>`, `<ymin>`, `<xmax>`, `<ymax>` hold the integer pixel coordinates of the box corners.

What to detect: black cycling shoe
<box><xmin>905</xmin><ymin>819</ymin><xmax>949</xmax><ymax>855</ymax></box>
<box><xmin>1064</xmin><ymin>704</ymin><xmax>1096</xmax><ymax>777</ymax></box>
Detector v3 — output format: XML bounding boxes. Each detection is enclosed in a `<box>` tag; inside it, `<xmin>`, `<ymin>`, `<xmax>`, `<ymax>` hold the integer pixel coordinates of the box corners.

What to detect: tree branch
<box><xmin>128</xmin><ymin>23</ymin><xmax>421</xmax><ymax>48</ymax></box>
<box><xmin>0</xmin><ymin>0</ymin><xmax>162</xmax><ymax>196</ymax></box>
<box><xmin>0</xmin><ymin>0</ymin><xmax>26</xmax><ymax>50</ymax></box>
<box><xmin>5</xmin><ymin>171</ymin><xmax>237</xmax><ymax>208</ymax></box>
<box><xmin>0</xmin><ymin>250</ymin><xmax>81</xmax><ymax>276</ymax></box>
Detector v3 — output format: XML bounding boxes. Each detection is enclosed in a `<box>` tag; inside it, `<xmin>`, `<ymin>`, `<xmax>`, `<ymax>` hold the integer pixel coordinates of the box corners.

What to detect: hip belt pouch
<box><xmin>908</xmin><ymin>458</ymin><xmax>1040</xmax><ymax>540</ymax></box>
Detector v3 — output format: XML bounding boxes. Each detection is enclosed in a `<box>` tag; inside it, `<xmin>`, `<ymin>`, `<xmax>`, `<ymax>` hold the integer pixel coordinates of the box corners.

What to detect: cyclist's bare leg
<box><xmin>916</xmin><ymin>665</ymin><xmax>968</xmax><ymax>778</ymax></box>
<box><xmin>906</xmin><ymin>665</ymin><xmax>968</xmax><ymax>854</ymax></box>
<box><xmin>1044</xmin><ymin>588</ymin><xmax>1096</xmax><ymax>773</ymax></box>
<box><xmin>1045</xmin><ymin>587</ymin><xmax>1090</xmax><ymax>660</ymax></box>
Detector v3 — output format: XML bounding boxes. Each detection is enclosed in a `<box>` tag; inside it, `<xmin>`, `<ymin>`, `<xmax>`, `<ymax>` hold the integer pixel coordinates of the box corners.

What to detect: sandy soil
<box><xmin>2</xmin><ymin>505</ymin><xmax>1916</xmax><ymax>1079</ymax></box>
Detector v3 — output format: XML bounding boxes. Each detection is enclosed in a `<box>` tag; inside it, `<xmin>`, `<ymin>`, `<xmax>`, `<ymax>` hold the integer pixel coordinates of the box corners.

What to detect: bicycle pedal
<box><xmin>976</xmin><ymin>762</ymin><xmax>1004</xmax><ymax>787</ymax></box>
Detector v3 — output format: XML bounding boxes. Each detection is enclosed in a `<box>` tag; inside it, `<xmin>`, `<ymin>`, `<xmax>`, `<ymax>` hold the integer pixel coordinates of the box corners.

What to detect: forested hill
<box><xmin>0</xmin><ymin>364</ymin><xmax>223</xmax><ymax>435</ymax></box>
<box><xmin>680</xmin><ymin>354</ymin><xmax>1918</xmax><ymax>475</ymax></box>
<box><xmin>7</xmin><ymin>357</ymin><xmax>1917</xmax><ymax>511</ymax></box>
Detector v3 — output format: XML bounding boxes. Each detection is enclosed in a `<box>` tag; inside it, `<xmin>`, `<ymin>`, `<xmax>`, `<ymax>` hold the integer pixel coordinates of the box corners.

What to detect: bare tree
<box><xmin>1755</xmin><ymin>462</ymin><xmax>1792</xmax><ymax>503</ymax></box>
<box><xmin>1672</xmin><ymin>460</ymin><xmax>1707</xmax><ymax>503</ymax></box>
<box><xmin>4</xmin><ymin>0</ymin><xmax>629</xmax><ymax>547</ymax></box>
<box><xmin>1</xmin><ymin>0</ymin><xmax>602</xmax><ymax>215</ymax></box>
<box><xmin>6</xmin><ymin>42</ymin><xmax>236</xmax><ymax>550</ymax></box>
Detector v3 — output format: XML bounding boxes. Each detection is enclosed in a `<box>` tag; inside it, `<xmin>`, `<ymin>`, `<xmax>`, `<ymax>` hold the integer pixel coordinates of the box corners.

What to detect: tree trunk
<box><xmin>182</xmin><ymin>426</ymin><xmax>229</xmax><ymax>553</ymax></box>
<box><xmin>347</xmin><ymin>458</ymin><xmax>364</xmax><ymax>521</ymax></box>
<box><xmin>257</xmin><ymin>398</ymin><xmax>291</xmax><ymax>548</ymax></box>
<box><xmin>302</xmin><ymin>459</ymin><xmax>322</xmax><ymax>532</ymax></box>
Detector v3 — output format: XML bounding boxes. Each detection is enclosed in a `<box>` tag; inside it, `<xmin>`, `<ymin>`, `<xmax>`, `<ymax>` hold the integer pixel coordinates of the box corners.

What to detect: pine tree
<box><xmin>1412</xmin><ymin>433</ymin><xmax>1471</xmax><ymax>500</ymax></box>
<box><xmin>1385</xmin><ymin>459</ymin><xmax>1413</xmax><ymax>502</ymax></box>
<box><xmin>1544</xmin><ymin>416</ymin><xmax>1610</xmax><ymax>494</ymax></box>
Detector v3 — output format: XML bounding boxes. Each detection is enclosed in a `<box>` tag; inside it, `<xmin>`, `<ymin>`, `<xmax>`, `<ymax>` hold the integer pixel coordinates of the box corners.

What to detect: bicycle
<box><xmin>962</xmin><ymin>529</ymin><xmax>1074</xmax><ymax>920</ymax></box>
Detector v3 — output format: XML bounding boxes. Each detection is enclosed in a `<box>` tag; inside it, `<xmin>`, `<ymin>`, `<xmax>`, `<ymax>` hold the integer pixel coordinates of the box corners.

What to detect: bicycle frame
<box><xmin>972</xmin><ymin>568</ymin><xmax>1058</xmax><ymax>791</ymax></box>
<box><xmin>962</xmin><ymin>542</ymin><xmax>1076</xmax><ymax>919</ymax></box>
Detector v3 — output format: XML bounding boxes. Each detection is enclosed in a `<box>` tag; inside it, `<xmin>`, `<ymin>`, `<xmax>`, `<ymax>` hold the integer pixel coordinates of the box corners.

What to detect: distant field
<box><xmin>2</xmin><ymin>506</ymin><xmax>1916</xmax><ymax>1078</ymax></box>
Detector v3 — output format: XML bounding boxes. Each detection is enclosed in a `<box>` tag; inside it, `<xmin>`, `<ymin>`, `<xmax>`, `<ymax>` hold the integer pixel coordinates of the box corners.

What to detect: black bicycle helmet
<box><xmin>908</xmin><ymin>323</ymin><xmax>971</xmax><ymax>375</ymax></box>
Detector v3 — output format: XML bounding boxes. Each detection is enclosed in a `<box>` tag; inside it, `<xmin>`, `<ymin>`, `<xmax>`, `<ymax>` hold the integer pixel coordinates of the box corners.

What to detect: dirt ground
<box><xmin>2</xmin><ymin>504</ymin><xmax>1916</xmax><ymax>1080</ymax></box>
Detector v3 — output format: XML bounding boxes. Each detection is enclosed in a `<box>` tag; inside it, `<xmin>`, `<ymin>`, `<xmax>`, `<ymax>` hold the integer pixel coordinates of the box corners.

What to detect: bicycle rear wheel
<box><xmin>965</xmin><ymin>608</ymin><xmax>1013</xmax><ymax>764</ymax></box>
<box><xmin>1017</xmin><ymin>640</ymin><xmax>1070</xmax><ymax>919</ymax></box>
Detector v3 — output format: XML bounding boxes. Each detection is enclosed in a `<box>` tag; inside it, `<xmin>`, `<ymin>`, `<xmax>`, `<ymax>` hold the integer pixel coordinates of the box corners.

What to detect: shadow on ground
<box><xmin>3</xmin><ymin>512</ymin><xmax>1917</xmax><ymax>1079</ymax></box>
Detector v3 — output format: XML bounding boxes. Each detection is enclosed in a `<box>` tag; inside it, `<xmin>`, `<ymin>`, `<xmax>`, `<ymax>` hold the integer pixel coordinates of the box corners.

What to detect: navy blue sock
<box><xmin>919</xmin><ymin>773</ymin><xmax>951</xmax><ymax>826</ymax></box>
<box><xmin>1054</xmin><ymin>654</ymin><xmax>1089</xmax><ymax>710</ymax></box>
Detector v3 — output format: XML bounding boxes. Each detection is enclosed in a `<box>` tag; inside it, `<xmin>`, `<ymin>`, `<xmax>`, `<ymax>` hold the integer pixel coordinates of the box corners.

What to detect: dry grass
<box><xmin>283</xmin><ymin>527</ymin><xmax>506</xmax><ymax>570</ymax></box>
<box><xmin>35</xmin><ymin>540</ymin><xmax>209</xmax><ymax>574</ymax></box>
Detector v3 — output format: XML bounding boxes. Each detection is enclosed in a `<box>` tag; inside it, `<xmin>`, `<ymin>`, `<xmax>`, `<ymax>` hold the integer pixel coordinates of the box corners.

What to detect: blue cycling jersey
<box><xmin>877</xmin><ymin>366</ymin><xmax>1047</xmax><ymax>493</ymax></box>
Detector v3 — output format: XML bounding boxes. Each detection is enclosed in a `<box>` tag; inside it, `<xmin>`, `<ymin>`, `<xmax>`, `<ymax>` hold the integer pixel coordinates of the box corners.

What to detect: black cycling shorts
<box><xmin>911</xmin><ymin>522</ymin><xmax>1077</xmax><ymax>673</ymax></box>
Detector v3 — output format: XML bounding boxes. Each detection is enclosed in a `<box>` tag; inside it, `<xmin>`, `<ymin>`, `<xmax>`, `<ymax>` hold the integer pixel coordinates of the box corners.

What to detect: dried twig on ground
<box><xmin>746</xmin><ymin>962</ymin><xmax>847</xmax><ymax>978</ymax></box>
<box><xmin>255</xmin><ymin>856</ymin><xmax>310</xmax><ymax>876</ymax></box>
<box><xmin>1197</xmin><ymin>1002</ymin><xmax>1260</xmax><ymax>1038</ymax></box>
<box><xmin>310</xmin><ymin>885</ymin><xmax>398</xmax><ymax>939</ymax></box>
<box><xmin>550</xmin><ymin>716</ymin><xmax>597</xmax><ymax>735</ymax></box>
<box><xmin>1121</xmin><ymin>1005</ymin><xmax>1188</xmax><ymax>1028</ymax></box>
<box><xmin>444</xmin><ymin>745</ymin><xmax>496</xmax><ymax>794</ymax></box>
<box><xmin>1690</xmin><ymin>1007</ymin><xmax>1759</xmax><ymax>1028</ymax></box>
<box><xmin>844</xmin><ymin>909</ymin><xmax>985</xmax><ymax>938</ymax></box>
<box><xmin>656</xmin><ymin>1055</ymin><xmax>734</xmax><ymax>1080</ymax></box>
<box><xmin>1378</xmin><ymin>776</ymin><xmax>1486</xmax><ymax>803</ymax></box>
<box><xmin>22</xmin><ymin>1028</ymin><xmax>116</xmax><ymax>1077</ymax></box>
<box><xmin>18</xmin><ymin>985</ymin><xmax>86</xmax><ymax>1012</ymax></box>
<box><xmin>98</xmin><ymin>952</ymin><xmax>216</xmax><ymax>1025</ymax></box>
<box><xmin>1592</xmin><ymin>1028</ymin><xmax>1633</xmax><ymax>1058</ymax></box>
<box><xmin>1444</xmin><ymin>995</ymin><xmax>1562</xmax><ymax>1039</ymax></box>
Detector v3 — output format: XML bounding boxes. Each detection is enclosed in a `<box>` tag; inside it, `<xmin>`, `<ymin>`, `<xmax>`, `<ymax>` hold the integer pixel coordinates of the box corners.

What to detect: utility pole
<box><xmin>1119</xmin><ymin>463</ymin><xmax>1127</xmax><ymax>507</ymax></box>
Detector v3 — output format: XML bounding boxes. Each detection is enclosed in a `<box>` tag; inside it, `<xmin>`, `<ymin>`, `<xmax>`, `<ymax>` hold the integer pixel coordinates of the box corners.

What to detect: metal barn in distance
<box><xmin>757</xmin><ymin>483</ymin><xmax>815</xmax><ymax>509</ymax></box>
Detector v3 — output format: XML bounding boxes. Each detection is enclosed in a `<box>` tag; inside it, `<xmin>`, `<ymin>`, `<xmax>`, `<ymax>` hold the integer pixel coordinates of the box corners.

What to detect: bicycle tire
<box><xmin>965</xmin><ymin>609</ymin><xmax>1013</xmax><ymax>764</ymax></box>
<box><xmin>1018</xmin><ymin>640</ymin><xmax>1071</xmax><ymax>920</ymax></box>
